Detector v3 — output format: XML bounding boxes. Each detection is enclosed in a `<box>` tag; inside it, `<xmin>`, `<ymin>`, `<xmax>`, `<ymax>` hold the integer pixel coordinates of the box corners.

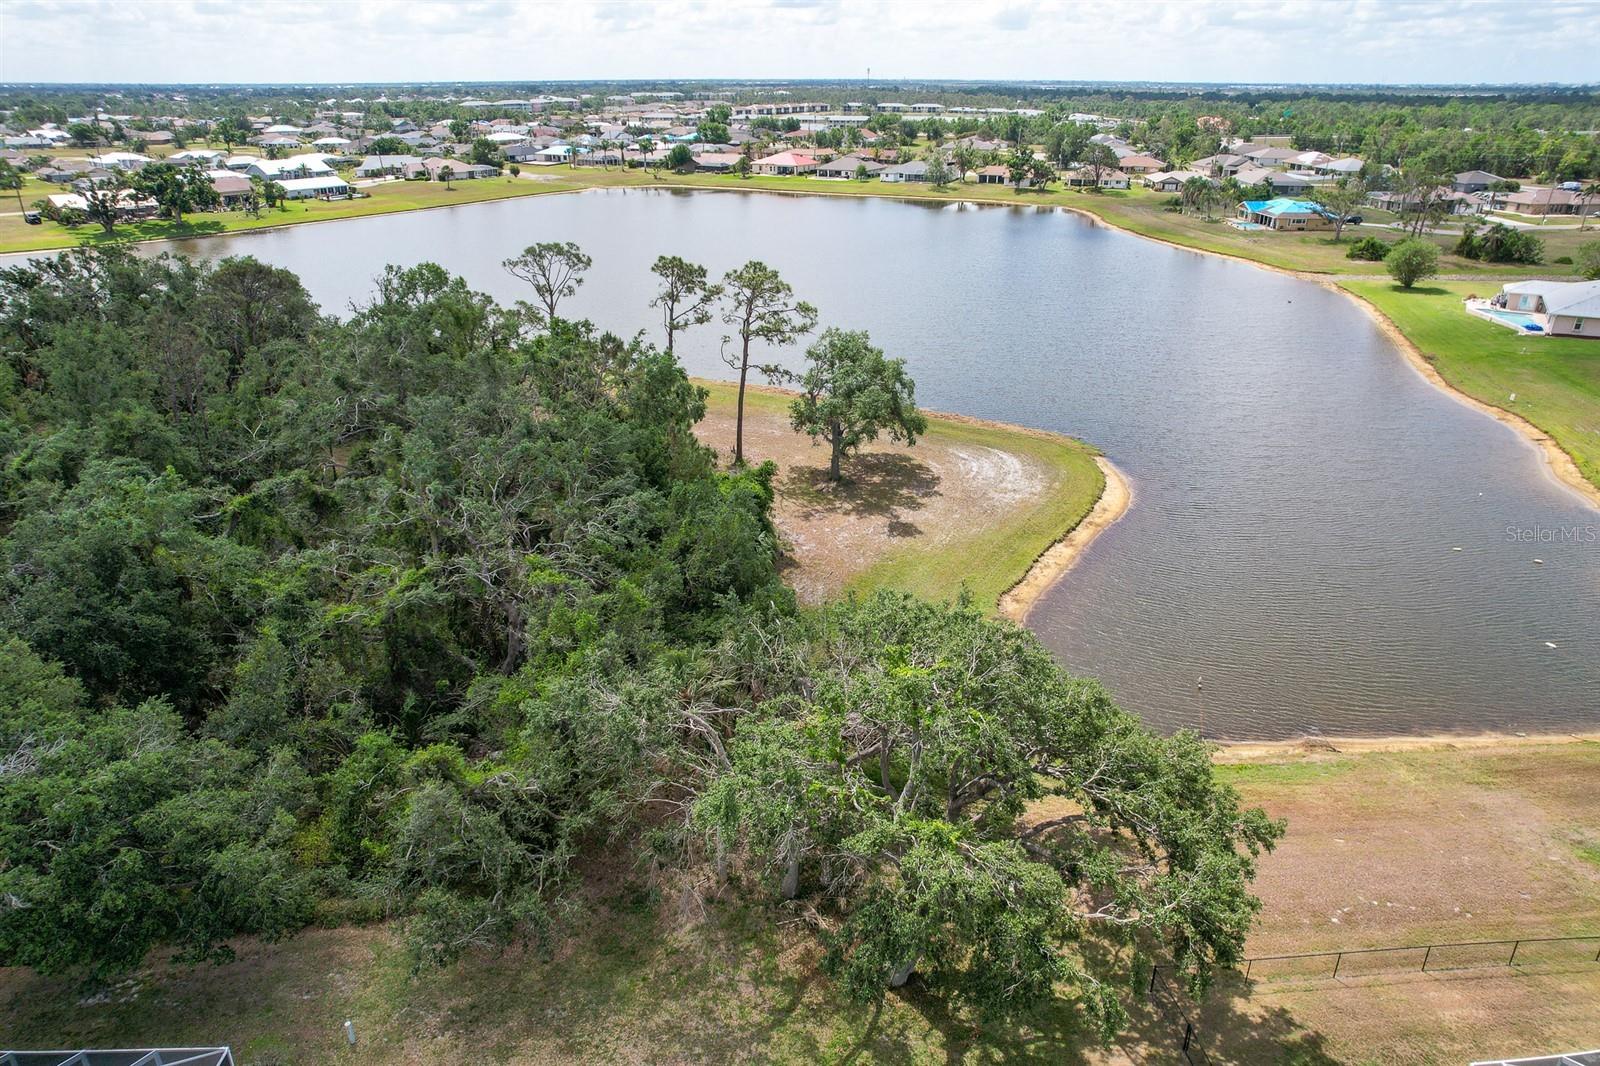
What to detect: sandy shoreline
<box><xmin>997</xmin><ymin>456</ymin><xmax>1130</xmax><ymax>623</ymax></box>
<box><xmin>1217</xmin><ymin>729</ymin><xmax>1600</xmax><ymax>762</ymax></box>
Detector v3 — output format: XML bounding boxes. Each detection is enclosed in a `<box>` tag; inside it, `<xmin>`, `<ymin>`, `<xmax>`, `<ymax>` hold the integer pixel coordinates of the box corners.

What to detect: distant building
<box><xmin>1453</xmin><ymin>170</ymin><xmax>1505</xmax><ymax>193</ymax></box>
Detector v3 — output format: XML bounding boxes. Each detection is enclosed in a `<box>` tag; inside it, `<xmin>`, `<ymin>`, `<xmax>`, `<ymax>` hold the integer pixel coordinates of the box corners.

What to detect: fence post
<box><xmin>1331</xmin><ymin>952</ymin><xmax>1342</xmax><ymax>980</ymax></box>
<box><xmin>1421</xmin><ymin>946</ymin><xmax>1432</xmax><ymax>973</ymax></box>
<box><xmin>1149</xmin><ymin>965</ymin><xmax>1158</xmax><ymax>995</ymax></box>
<box><xmin>1508</xmin><ymin>940</ymin><xmax>1520</xmax><ymax>966</ymax></box>
<box><xmin>1183</xmin><ymin>1021</ymin><xmax>1193</xmax><ymax>1050</ymax></box>
<box><xmin>1244</xmin><ymin>959</ymin><xmax>1252</xmax><ymax>981</ymax></box>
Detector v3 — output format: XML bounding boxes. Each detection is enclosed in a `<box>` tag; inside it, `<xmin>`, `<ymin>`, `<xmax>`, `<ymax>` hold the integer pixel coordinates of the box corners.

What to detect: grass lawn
<box><xmin>4</xmin><ymin>739</ymin><xmax>1595</xmax><ymax>1064</ymax></box>
<box><xmin>1340</xmin><ymin>279</ymin><xmax>1600</xmax><ymax>492</ymax></box>
<box><xmin>696</xmin><ymin>381</ymin><xmax>1104</xmax><ymax>613</ymax></box>
<box><xmin>0</xmin><ymin>172</ymin><xmax>593</xmax><ymax>254</ymax></box>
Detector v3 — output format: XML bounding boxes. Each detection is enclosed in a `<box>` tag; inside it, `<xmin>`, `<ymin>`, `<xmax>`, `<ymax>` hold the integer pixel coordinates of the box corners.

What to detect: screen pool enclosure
<box><xmin>1</xmin><ymin>1051</ymin><xmax>235</xmax><ymax>1066</ymax></box>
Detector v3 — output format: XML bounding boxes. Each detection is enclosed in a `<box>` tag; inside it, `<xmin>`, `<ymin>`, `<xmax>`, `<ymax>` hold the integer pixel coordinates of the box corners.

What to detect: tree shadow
<box><xmin>780</xmin><ymin>452</ymin><xmax>941</xmax><ymax>527</ymax></box>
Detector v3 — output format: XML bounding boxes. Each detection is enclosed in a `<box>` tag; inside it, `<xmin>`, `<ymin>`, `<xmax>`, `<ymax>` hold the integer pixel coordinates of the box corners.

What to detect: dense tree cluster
<box><xmin>0</xmin><ymin>248</ymin><xmax>1278</xmax><ymax>1032</ymax></box>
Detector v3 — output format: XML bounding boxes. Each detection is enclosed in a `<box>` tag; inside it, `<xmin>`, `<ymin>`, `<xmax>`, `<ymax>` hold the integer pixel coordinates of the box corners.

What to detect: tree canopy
<box><xmin>0</xmin><ymin>246</ymin><xmax>1278</xmax><ymax>1036</ymax></box>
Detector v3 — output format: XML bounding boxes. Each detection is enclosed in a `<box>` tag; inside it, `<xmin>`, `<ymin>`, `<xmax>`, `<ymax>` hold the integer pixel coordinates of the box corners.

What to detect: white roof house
<box><xmin>311</xmin><ymin>136</ymin><xmax>352</xmax><ymax>148</ymax></box>
<box><xmin>246</xmin><ymin>154</ymin><xmax>336</xmax><ymax>180</ymax></box>
<box><xmin>276</xmin><ymin>175</ymin><xmax>352</xmax><ymax>199</ymax></box>
<box><xmin>1501</xmin><ymin>279</ymin><xmax>1600</xmax><ymax>338</ymax></box>
<box><xmin>88</xmin><ymin>151</ymin><xmax>153</xmax><ymax>171</ymax></box>
<box><xmin>170</xmin><ymin>149</ymin><xmax>226</xmax><ymax>163</ymax></box>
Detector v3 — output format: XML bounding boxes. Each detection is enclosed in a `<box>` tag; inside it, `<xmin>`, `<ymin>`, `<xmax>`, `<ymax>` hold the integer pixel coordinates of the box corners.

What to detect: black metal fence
<box><xmin>1239</xmin><ymin>933</ymin><xmax>1600</xmax><ymax>983</ymax></box>
<box><xmin>1146</xmin><ymin>964</ymin><xmax>1212</xmax><ymax>1066</ymax></box>
<box><xmin>1146</xmin><ymin>933</ymin><xmax>1600</xmax><ymax>1059</ymax></box>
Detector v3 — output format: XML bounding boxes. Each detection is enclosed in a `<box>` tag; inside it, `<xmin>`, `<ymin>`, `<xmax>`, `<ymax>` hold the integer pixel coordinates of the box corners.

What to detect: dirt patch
<box><xmin>1224</xmin><ymin>742</ymin><xmax>1600</xmax><ymax>956</ymax></box>
<box><xmin>694</xmin><ymin>389</ymin><xmax>1061</xmax><ymax>605</ymax></box>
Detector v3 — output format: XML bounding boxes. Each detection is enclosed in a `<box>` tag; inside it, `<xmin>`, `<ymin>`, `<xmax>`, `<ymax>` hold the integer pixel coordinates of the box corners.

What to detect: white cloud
<box><xmin>0</xmin><ymin>0</ymin><xmax>1593</xmax><ymax>84</ymax></box>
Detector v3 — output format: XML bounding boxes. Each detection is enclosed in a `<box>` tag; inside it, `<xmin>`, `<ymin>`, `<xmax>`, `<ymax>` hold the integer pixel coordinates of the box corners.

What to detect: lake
<box><xmin>26</xmin><ymin>187</ymin><xmax>1600</xmax><ymax>738</ymax></box>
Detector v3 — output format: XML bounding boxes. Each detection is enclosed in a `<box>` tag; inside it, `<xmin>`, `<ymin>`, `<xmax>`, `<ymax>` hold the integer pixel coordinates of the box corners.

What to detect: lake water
<box><xmin>18</xmin><ymin>188</ymin><xmax>1600</xmax><ymax>738</ymax></box>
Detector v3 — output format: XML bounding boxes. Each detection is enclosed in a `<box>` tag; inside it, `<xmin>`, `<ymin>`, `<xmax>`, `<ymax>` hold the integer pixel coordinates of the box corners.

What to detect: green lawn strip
<box><xmin>696</xmin><ymin>379</ymin><xmax>1102</xmax><ymax>613</ymax></box>
<box><xmin>0</xmin><ymin>173</ymin><xmax>592</xmax><ymax>253</ymax></box>
<box><xmin>1340</xmin><ymin>279</ymin><xmax>1600</xmax><ymax>492</ymax></box>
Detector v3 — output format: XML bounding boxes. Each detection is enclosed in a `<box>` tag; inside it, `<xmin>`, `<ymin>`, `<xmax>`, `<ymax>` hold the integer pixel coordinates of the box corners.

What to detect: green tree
<box><xmin>132</xmin><ymin>162</ymin><xmax>220</xmax><ymax>222</ymax></box>
<box><xmin>502</xmin><ymin>240</ymin><xmax>592</xmax><ymax>321</ymax></box>
<box><xmin>667</xmin><ymin>142</ymin><xmax>695</xmax><ymax>173</ymax></box>
<box><xmin>786</xmin><ymin>328</ymin><xmax>927</xmax><ymax>482</ymax></box>
<box><xmin>1385</xmin><ymin>238</ymin><xmax>1440</xmax><ymax>289</ymax></box>
<box><xmin>650</xmin><ymin>254</ymin><xmax>723</xmax><ymax>355</ymax></box>
<box><xmin>1080</xmin><ymin>142</ymin><xmax>1119</xmax><ymax>191</ymax></box>
<box><xmin>438</xmin><ymin>163</ymin><xmax>455</xmax><ymax>189</ymax></box>
<box><xmin>718</xmin><ymin>261</ymin><xmax>818</xmax><ymax>466</ymax></box>
<box><xmin>0</xmin><ymin>640</ymin><xmax>313</xmax><ymax>979</ymax></box>
<box><xmin>0</xmin><ymin>159</ymin><xmax>25</xmax><ymax>212</ymax></box>
<box><xmin>693</xmin><ymin>593</ymin><xmax>1282</xmax><ymax>1028</ymax></box>
<box><xmin>1314</xmin><ymin>177</ymin><xmax>1367</xmax><ymax>241</ymax></box>
<box><xmin>926</xmin><ymin>154</ymin><xmax>952</xmax><ymax>189</ymax></box>
<box><xmin>83</xmin><ymin>182</ymin><xmax>123</xmax><ymax>235</ymax></box>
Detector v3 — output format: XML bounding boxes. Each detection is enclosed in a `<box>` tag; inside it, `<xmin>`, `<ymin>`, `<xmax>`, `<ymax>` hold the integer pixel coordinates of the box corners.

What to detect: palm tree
<box><xmin>1579</xmin><ymin>181</ymin><xmax>1600</xmax><ymax>231</ymax></box>
<box><xmin>439</xmin><ymin>164</ymin><xmax>455</xmax><ymax>190</ymax></box>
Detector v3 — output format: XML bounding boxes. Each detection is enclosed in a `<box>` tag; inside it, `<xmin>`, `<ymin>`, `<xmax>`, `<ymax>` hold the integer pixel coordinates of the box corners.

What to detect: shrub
<box><xmin>1346</xmin><ymin>236</ymin><xmax>1392</xmax><ymax>261</ymax></box>
<box><xmin>1576</xmin><ymin>241</ymin><xmax>1600</xmax><ymax>280</ymax></box>
<box><xmin>1385</xmin><ymin>239</ymin><xmax>1441</xmax><ymax>289</ymax></box>
<box><xmin>1453</xmin><ymin>220</ymin><xmax>1543</xmax><ymax>264</ymax></box>
<box><xmin>1552</xmin><ymin>255</ymin><xmax>1573</xmax><ymax>265</ymax></box>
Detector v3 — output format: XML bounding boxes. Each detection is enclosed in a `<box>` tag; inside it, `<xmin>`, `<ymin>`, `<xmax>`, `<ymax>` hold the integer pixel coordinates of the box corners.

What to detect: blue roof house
<box><xmin>1237</xmin><ymin>198</ymin><xmax>1335</xmax><ymax>230</ymax></box>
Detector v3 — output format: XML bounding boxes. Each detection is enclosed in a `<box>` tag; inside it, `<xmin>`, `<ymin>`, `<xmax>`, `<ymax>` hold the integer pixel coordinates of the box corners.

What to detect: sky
<box><xmin>0</xmin><ymin>0</ymin><xmax>1596</xmax><ymax>86</ymax></box>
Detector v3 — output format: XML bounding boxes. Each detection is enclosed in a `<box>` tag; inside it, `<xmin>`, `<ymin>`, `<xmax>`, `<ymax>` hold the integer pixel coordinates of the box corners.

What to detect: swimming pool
<box><xmin>1477</xmin><ymin>307</ymin><xmax>1545</xmax><ymax>332</ymax></box>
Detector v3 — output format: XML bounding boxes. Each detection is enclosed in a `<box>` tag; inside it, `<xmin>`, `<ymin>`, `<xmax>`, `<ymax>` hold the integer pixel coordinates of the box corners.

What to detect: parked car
<box><xmin>23</xmin><ymin>210</ymin><xmax>41</xmax><ymax>225</ymax></box>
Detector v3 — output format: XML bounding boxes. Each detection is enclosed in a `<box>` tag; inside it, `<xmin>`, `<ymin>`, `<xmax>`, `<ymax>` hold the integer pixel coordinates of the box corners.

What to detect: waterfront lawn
<box><xmin>696</xmin><ymin>380</ymin><xmax>1104</xmax><ymax>613</ymax></box>
<box><xmin>0</xmin><ymin>173</ymin><xmax>588</xmax><ymax>254</ymax></box>
<box><xmin>1341</xmin><ymin>279</ymin><xmax>1600</xmax><ymax>492</ymax></box>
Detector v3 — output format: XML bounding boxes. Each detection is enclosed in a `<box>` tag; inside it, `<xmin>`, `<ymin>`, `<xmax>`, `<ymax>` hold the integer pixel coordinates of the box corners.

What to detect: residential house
<box><xmin>414</xmin><ymin>158</ymin><xmax>497</xmax><ymax>181</ymax></box>
<box><xmin>880</xmin><ymin>160</ymin><xmax>929</xmax><ymax>183</ymax></box>
<box><xmin>1061</xmin><ymin>167</ymin><xmax>1129</xmax><ymax>190</ymax></box>
<box><xmin>355</xmin><ymin>154</ymin><xmax>422</xmax><ymax>178</ymax></box>
<box><xmin>1502</xmin><ymin>186</ymin><xmax>1596</xmax><ymax>217</ymax></box>
<box><xmin>170</xmin><ymin>149</ymin><xmax>226</xmax><ymax>165</ymax></box>
<box><xmin>751</xmin><ymin>151</ymin><xmax>818</xmax><ymax>176</ymax></box>
<box><xmin>1496</xmin><ymin>279</ymin><xmax>1600</xmax><ymax>338</ymax></box>
<box><xmin>87</xmin><ymin>151</ymin><xmax>152</xmax><ymax>172</ymax></box>
<box><xmin>1265</xmin><ymin>172</ymin><xmax>1316</xmax><ymax>196</ymax></box>
<box><xmin>1116</xmin><ymin>154</ymin><xmax>1167</xmax><ymax>175</ymax></box>
<box><xmin>974</xmin><ymin>164</ymin><xmax>1011</xmax><ymax>185</ymax></box>
<box><xmin>246</xmin><ymin>154</ymin><xmax>336</xmax><ymax>181</ymax></box>
<box><xmin>276</xmin><ymin>175</ymin><xmax>352</xmax><ymax>200</ymax></box>
<box><xmin>208</xmin><ymin>172</ymin><xmax>255</xmax><ymax>206</ymax></box>
<box><xmin>1452</xmin><ymin>170</ymin><xmax>1504</xmax><ymax>194</ymax></box>
<box><xmin>1236</xmin><ymin>198</ymin><xmax>1333</xmax><ymax>230</ymax></box>
<box><xmin>815</xmin><ymin>154</ymin><xmax>883</xmax><ymax>179</ymax></box>
<box><xmin>1145</xmin><ymin>170</ymin><xmax>1212</xmax><ymax>193</ymax></box>
<box><xmin>1316</xmin><ymin>157</ymin><xmax>1365</xmax><ymax>178</ymax></box>
<box><xmin>131</xmin><ymin>130</ymin><xmax>175</xmax><ymax>145</ymax></box>
<box><xmin>1240</xmin><ymin>145</ymin><xmax>1301</xmax><ymax>170</ymax></box>
<box><xmin>692</xmin><ymin>152</ymin><xmax>744</xmax><ymax>172</ymax></box>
